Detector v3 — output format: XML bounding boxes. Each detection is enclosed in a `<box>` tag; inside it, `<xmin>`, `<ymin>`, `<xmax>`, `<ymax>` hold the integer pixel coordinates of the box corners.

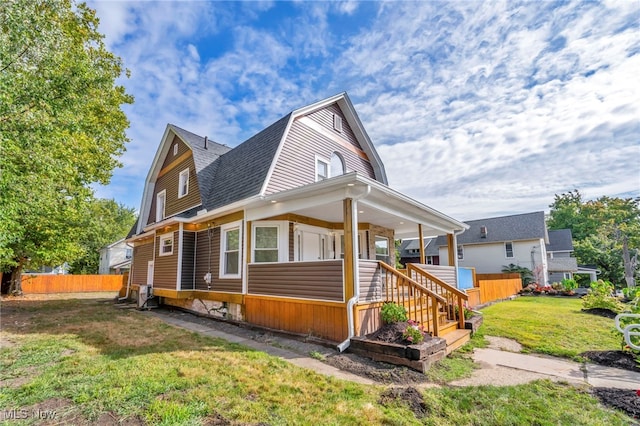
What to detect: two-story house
<box><xmin>126</xmin><ymin>93</ymin><xmax>470</xmax><ymax>348</ymax></box>
<box><xmin>98</xmin><ymin>238</ymin><xmax>133</xmax><ymax>274</ymax></box>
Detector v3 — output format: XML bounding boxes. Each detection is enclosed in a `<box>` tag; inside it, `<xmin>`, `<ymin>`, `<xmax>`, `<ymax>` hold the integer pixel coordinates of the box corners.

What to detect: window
<box><xmin>156</xmin><ymin>190</ymin><xmax>166</xmax><ymax>222</ymax></box>
<box><xmin>457</xmin><ymin>244</ymin><xmax>464</xmax><ymax>260</ymax></box>
<box><xmin>159</xmin><ymin>233</ymin><xmax>173</xmax><ymax>256</ymax></box>
<box><xmin>330</xmin><ymin>152</ymin><xmax>346</xmax><ymax>177</ymax></box>
<box><xmin>375</xmin><ymin>236</ymin><xmax>390</xmax><ymax>263</ymax></box>
<box><xmin>505</xmin><ymin>242</ymin><xmax>514</xmax><ymax>258</ymax></box>
<box><xmin>254</xmin><ymin>226</ymin><xmax>279</xmax><ymax>262</ymax></box>
<box><xmin>173</xmin><ymin>143</ymin><xmax>178</xmax><ymax>156</ymax></box>
<box><xmin>333</xmin><ymin>113</ymin><xmax>342</xmax><ymax>132</ymax></box>
<box><xmin>220</xmin><ymin>222</ymin><xmax>241</xmax><ymax>278</ymax></box>
<box><xmin>178</xmin><ymin>168</ymin><xmax>189</xmax><ymax>198</ymax></box>
<box><xmin>316</xmin><ymin>158</ymin><xmax>329</xmax><ymax>181</ymax></box>
<box><xmin>338</xmin><ymin>232</ymin><xmax>363</xmax><ymax>259</ymax></box>
<box><xmin>125</xmin><ymin>248</ymin><xmax>132</xmax><ymax>259</ymax></box>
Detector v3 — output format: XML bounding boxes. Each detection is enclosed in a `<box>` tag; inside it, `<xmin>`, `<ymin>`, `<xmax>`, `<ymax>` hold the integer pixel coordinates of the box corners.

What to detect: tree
<box><xmin>68</xmin><ymin>199</ymin><xmax>137</xmax><ymax>274</ymax></box>
<box><xmin>502</xmin><ymin>263</ymin><xmax>534</xmax><ymax>287</ymax></box>
<box><xmin>0</xmin><ymin>0</ymin><xmax>133</xmax><ymax>293</ymax></box>
<box><xmin>548</xmin><ymin>190</ymin><xmax>640</xmax><ymax>288</ymax></box>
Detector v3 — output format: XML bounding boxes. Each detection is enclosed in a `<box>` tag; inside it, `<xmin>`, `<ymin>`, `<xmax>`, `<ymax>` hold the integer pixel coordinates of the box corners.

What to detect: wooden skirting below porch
<box><xmin>245</xmin><ymin>295</ymin><xmax>348</xmax><ymax>343</ymax></box>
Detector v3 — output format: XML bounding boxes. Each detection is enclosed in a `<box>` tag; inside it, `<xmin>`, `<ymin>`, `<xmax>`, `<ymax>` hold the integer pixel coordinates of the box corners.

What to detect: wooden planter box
<box><xmin>349</xmin><ymin>336</ymin><xmax>447</xmax><ymax>373</ymax></box>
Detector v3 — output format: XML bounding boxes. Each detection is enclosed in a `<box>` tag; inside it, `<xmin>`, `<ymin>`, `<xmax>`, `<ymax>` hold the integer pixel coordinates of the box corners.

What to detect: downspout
<box><xmin>452</xmin><ymin>229</ymin><xmax>465</xmax><ymax>289</ymax></box>
<box><xmin>118</xmin><ymin>243</ymin><xmax>134</xmax><ymax>302</ymax></box>
<box><xmin>337</xmin><ymin>186</ymin><xmax>371</xmax><ymax>352</ymax></box>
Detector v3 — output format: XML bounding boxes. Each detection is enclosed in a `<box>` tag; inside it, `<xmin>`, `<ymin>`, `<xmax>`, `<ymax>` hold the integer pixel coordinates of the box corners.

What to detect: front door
<box><xmin>295</xmin><ymin>225</ymin><xmax>329</xmax><ymax>261</ymax></box>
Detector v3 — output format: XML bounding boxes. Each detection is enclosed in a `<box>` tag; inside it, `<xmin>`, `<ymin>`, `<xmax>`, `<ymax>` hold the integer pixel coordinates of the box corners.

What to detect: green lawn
<box><xmin>0</xmin><ymin>297</ymin><xmax>632</xmax><ymax>425</ymax></box>
<box><xmin>479</xmin><ymin>296</ymin><xmax>621</xmax><ymax>359</ymax></box>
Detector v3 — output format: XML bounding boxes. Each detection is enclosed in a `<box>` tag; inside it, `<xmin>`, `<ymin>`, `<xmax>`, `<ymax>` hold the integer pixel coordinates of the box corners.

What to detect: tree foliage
<box><xmin>69</xmin><ymin>199</ymin><xmax>136</xmax><ymax>274</ymax></box>
<box><xmin>0</xmin><ymin>0</ymin><xmax>133</xmax><ymax>290</ymax></box>
<box><xmin>548</xmin><ymin>190</ymin><xmax>640</xmax><ymax>287</ymax></box>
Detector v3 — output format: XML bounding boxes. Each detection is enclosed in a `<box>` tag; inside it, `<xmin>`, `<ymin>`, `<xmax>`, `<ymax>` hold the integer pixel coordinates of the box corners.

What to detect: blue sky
<box><xmin>89</xmin><ymin>0</ymin><xmax>640</xmax><ymax>221</ymax></box>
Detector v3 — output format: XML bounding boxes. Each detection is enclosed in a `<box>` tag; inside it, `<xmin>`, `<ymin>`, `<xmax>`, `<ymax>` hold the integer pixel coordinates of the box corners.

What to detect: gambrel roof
<box><xmin>136</xmin><ymin>93</ymin><xmax>389</xmax><ymax>234</ymax></box>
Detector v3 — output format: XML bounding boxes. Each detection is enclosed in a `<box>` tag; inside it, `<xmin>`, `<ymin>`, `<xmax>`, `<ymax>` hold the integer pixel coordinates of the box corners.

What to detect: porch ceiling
<box><xmin>248</xmin><ymin>173</ymin><xmax>467</xmax><ymax>239</ymax></box>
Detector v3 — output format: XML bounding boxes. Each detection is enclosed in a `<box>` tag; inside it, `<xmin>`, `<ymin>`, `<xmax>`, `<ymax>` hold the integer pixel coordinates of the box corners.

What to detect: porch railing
<box><xmin>379</xmin><ymin>262</ymin><xmax>446</xmax><ymax>337</ymax></box>
<box><xmin>406</xmin><ymin>263</ymin><xmax>469</xmax><ymax>329</ymax></box>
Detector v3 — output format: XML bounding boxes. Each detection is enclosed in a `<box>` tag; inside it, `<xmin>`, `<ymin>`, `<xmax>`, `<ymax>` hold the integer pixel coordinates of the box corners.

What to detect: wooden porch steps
<box><xmin>443</xmin><ymin>328</ymin><xmax>471</xmax><ymax>355</ymax></box>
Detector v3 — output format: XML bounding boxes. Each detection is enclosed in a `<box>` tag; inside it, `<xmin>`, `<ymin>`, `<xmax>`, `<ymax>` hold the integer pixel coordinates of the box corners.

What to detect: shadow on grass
<box><xmin>0</xmin><ymin>298</ymin><xmax>256</xmax><ymax>359</ymax></box>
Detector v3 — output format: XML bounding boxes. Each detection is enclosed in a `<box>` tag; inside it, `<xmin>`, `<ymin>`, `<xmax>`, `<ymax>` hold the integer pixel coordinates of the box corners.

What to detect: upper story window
<box><xmin>220</xmin><ymin>221</ymin><xmax>242</xmax><ymax>278</ymax></box>
<box><xmin>156</xmin><ymin>190</ymin><xmax>166</xmax><ymax>222</ymax></box>
<box><xmin>457</xmin><ymin>244</ymin><xmax>464</xmax><ymax>260</ymax></box>
<box><xmin>330</xmin><ymin>152</ymin><xmax>346</xmax><ymax>177</ymax></box>
<box><xmin>159</xmin><ymin>233</ymin><xmax>173</xmax><ymax>256</ymax></box>
<box><xmin>173</xmin><ymin>143</ymin><xmax>178</xmax><ymax>156</ymax></box>
<box><xmin>316</xmin><ymin>157</ymin><xmax>329</xmax><ymax>181</ymax></box>
<box><xmin>333</xmin><ymin>113</ymin><xmax>342</xmax><ymax>132</ymax></box>
<box><xmin>178</xmin><ymin>168</ymin><xmax>189</xmax><ymax>198</ymax></box>
<box><xmin>125</xmin><ymin>248</ymin><xmax>132</xmax><ymax>259</ymax></box>
<box><xmin>505</xmin><ymin>241</ymin><xmax>514</xmax><ymax>258</ymax></box>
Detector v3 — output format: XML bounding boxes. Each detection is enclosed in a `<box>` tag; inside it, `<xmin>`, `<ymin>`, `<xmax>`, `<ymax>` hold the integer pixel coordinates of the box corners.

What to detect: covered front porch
<box><xmin>242</xmin><ymin>173</ymin><xmax>469</xmax><ymax>346</ymax></box>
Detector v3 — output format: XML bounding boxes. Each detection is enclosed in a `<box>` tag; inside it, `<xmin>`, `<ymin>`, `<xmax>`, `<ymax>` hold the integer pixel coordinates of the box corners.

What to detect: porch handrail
<box><xmin>378</xmin><ymin>261</ymin><xmax>446</xmax><ymax>336</ymax></box>
<box><xmin>406</xmin><ymin>263</ymin><xmax>468</xmax><ymax>329</ymax></box>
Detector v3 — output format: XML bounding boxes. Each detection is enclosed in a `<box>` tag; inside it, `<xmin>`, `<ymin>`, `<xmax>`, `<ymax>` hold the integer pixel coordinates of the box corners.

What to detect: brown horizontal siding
<box><xmin>132</xmin><ymin>242</ymin><xmax>154</xmax><ymax>285</ymax></box>
<box><xmin>245</xmin><ymin>295</ymin><xmax>348</xmax><ymax>342</ymax></box>
<box><xmin>147</xmin><ymin>155</ymin><xmax>201</xmax><ymax>225</ymax></box>
<box><xmin>161</xmin><ymin>136</ymin><xmax>191</xmax><ymax>169</ymax></box>
<box><xmin>153</xmin><ymin>232</ymin><xmax>178</xmax><ymax>289</ymax></box>
<box><xmin>265</xmin><ymin>114</ymin><xmax>375</xmax><ymax>195</ymax></box>
<box><xmin>248</xmin><ymin>260</ymin><xmax>343</xmax><ymax>301</ymax></box>
<box><xmin>181</xmin><ymin>231</ymin><xmax>196</xmax><ymax>290</ymax></box>
<box><xmin>194</xmin><ymin>228</ymin><xmax>242</xmax><ymax>293</ymax></box>
<box><xmin>358</xmin><ymin>260</ymin><xmax>382</xmax><ymax>302</ymax></box>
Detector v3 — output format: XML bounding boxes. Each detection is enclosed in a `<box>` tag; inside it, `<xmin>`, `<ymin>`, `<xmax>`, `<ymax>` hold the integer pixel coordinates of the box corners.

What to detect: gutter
<box><xmin>337</xmin><ymin>185</ymin><xmax>371</xmax><ymax>352</ymax></box>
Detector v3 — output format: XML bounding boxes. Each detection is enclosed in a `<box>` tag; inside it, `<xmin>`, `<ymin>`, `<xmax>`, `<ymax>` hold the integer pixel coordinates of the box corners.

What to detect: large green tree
<box><xmin>548</xmin><ymin>190</ymin><xmax>640</xmax><ymax>288</ymax></box>
<box><xmin>0</xmin><ymin>0</ymin><xmax>133</xmax><ymax>292</ymax></box>
<box><xmin>69</xmin><ymin>199</ymin><xmax>136</xmax><ymax>274</ymax></box>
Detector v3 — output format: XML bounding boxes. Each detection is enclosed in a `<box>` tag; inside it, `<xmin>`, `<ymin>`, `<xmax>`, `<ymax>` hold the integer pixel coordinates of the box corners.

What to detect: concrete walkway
<box><xmin>147</xmin><ymin>310</ymin><xmax>639</xmax><ymax>390</ymax></box>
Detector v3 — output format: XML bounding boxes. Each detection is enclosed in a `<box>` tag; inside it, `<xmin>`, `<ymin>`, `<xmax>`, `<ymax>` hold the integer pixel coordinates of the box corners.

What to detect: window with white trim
<box><xmin>337</xmin><ymin>232</ymin><xmax>364</xmax><ymax>259</ymax></box>
<box><xmin>330</xmin><ymin>152</ymin><xmax>346</xmax><ymax>177</ymax></box>
<box><xmin>252</xmin><ymin>221</ymin><xmax>288</xmax><ymax>263</ymax></box>
<box><xmin>457</xmin><ymin>244</ymin><xmax>464</xmax><ymax>260</ymax></box>
<box><xmin>505</xmin><ymin>241</ymin><xmax>514</xmax><ymax>258</ymax></box>
<box><xmin>220</xmin><ymin>222</ymin><xmax>242</xmax><ymax>278</ymax></box>
<box><xmin>375</xmin><ymin>235</ymin><xmax>390</xmax><ymax>263</ymax></box>
<box><xmin>178</xmin><ymin>168</ymin><xmax>189</xmax><ymax>198</ymax></box>
<box><xmin>173</xmin><ymin>143</ymin><xmax>178</xmax><ymax>156</ymax></box>
<box><xmin>159</xmin><ymin>233</ymin><xmax>173</xmax><ymax>256</ymax></box>
<box><xmin>316</xmin><ymin>157</ymin><xmax>329</xmax><ymax>181</ymax></box>
<box><xmin>156</xmin><ymin>190</ymin><xmax>166</xmax><ymax>222</ymax></box>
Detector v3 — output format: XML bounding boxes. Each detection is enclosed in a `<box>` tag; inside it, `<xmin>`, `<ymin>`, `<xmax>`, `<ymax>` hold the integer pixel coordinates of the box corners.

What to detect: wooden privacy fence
<box><xmin>21</xmin><ymin>274</ymin><xmax>126</xmax><ymax>294</ymax></box>
<box><xmin>471</xmin><ymin>273</ymin><xmax>522</xmax><ymax>306</ymax></box>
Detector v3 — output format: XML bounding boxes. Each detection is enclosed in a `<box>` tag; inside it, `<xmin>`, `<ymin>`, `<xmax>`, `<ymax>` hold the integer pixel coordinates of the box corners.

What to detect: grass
<box><xmin>479</xmin><ymin>296</ymin><xmax>620</xmax><ymax>359</ymax></box>
<box><xmin>0</xmin><ymin>297</ymin><xmax>633</xmax><ymax>424</ymax></box>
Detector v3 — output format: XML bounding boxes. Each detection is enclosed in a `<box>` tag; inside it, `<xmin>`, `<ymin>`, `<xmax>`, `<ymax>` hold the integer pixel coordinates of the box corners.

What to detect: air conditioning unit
<box><xmin>137</xmin><ymin>284</ymin><xmax>159</xmax><ymax>309</ymax></box>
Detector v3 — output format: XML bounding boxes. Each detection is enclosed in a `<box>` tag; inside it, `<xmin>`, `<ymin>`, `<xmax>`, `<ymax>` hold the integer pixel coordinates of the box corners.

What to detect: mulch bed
<box><xmin>366</xmin><ymin>322</ymin><xmax>409</xmax><ymax>344</ymax></box>
<box><xmin>592</xmin><ymin>388</ymin><xmax>640</xmax><ymax>419</ymax></box>
<box><xmin>581</xmin><ymin>308</ymin><xmax>619</xmax><ymax>319</ymax></box>
<box><xmin>582</xmin><ymin>350</ymin><xmax>640</xmax><ymax>373</ymax></box>
<box><xmin>379</xmin><ymin>387</ymin><xmax>429</xmax><ymax>419</ymax></box>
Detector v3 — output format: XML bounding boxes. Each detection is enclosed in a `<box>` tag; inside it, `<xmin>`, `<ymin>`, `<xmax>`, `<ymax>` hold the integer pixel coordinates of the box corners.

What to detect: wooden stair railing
<box><xmin>378</xmin><ymin>261</ymin><xmax>447</xmax><ymax>337</ymax></box>
<box><xmin>406</xmin><ymin>263</ymin><xmax>469</xmax><ymax>330</ymax></box>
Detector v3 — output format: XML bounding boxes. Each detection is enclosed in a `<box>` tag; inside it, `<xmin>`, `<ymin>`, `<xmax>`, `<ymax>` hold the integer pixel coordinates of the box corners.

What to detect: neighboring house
<box><xmin>99</xmin><ymin>239</ymin><xmax>133</xmax><ymax>274</ymax></box>
<box><xmin>398</xmin><ymin>238</ymin><xmax>440</xmax><ymax>266</ymax></box>
<box><xmin>23</xmin><ymin>263</ymin><xmax>69</xmax><ymax>275</ymax></box>
<box><xmin>434</xmin><ymin>212</ymin><xmax>578</xmax><ymax>286</ymax></box>
<box><xmin>126</xmin><ymin>93</ymin><xmax>469</xmax><ymax>345</ymax></box>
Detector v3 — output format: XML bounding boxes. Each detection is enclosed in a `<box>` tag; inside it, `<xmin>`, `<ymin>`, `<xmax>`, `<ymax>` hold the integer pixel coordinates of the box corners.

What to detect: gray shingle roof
<box><xmin>546</xmin><ymin>229</ymin><xmax>574</xmax><ymax>252</ymax></box>
<box><xmin>399</xmin><ymin>238</ymin><xmax>439</xmax><ymax>257</ymax></box>
<box><xmin>203</xmin><ymin>113</ymin><xmax>291</xmax><ymax>211</ymax></box>
<box><xmin>434</xmin><ymin>211</ymin><xmax>547</xmax><ymax>246</ymax></box>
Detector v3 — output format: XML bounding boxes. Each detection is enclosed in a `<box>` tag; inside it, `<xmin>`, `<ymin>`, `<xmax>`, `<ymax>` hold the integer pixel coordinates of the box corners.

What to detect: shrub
<box><xmin>622</xmin><ymin>287</ymin><xmax>639</xmax><ymax>300</ymax></box>
<box><xmin>381</xmin><ymin>302</ymin><xmax>407</xmax><ymax>324</ymax></box>
<box><xmin>582</xmin><ymin>280</ymin><xmax>625</xmax><ymax>313</ymax></box>
<box><xmin>561</xmin><ymin>278</ymin><xmax>578</xmax><ymax>292</ymax></box>
<box><xmin>402</xmin><ymin>320</ymin><xmax>427</xmax><ymax>344</ymax></box>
